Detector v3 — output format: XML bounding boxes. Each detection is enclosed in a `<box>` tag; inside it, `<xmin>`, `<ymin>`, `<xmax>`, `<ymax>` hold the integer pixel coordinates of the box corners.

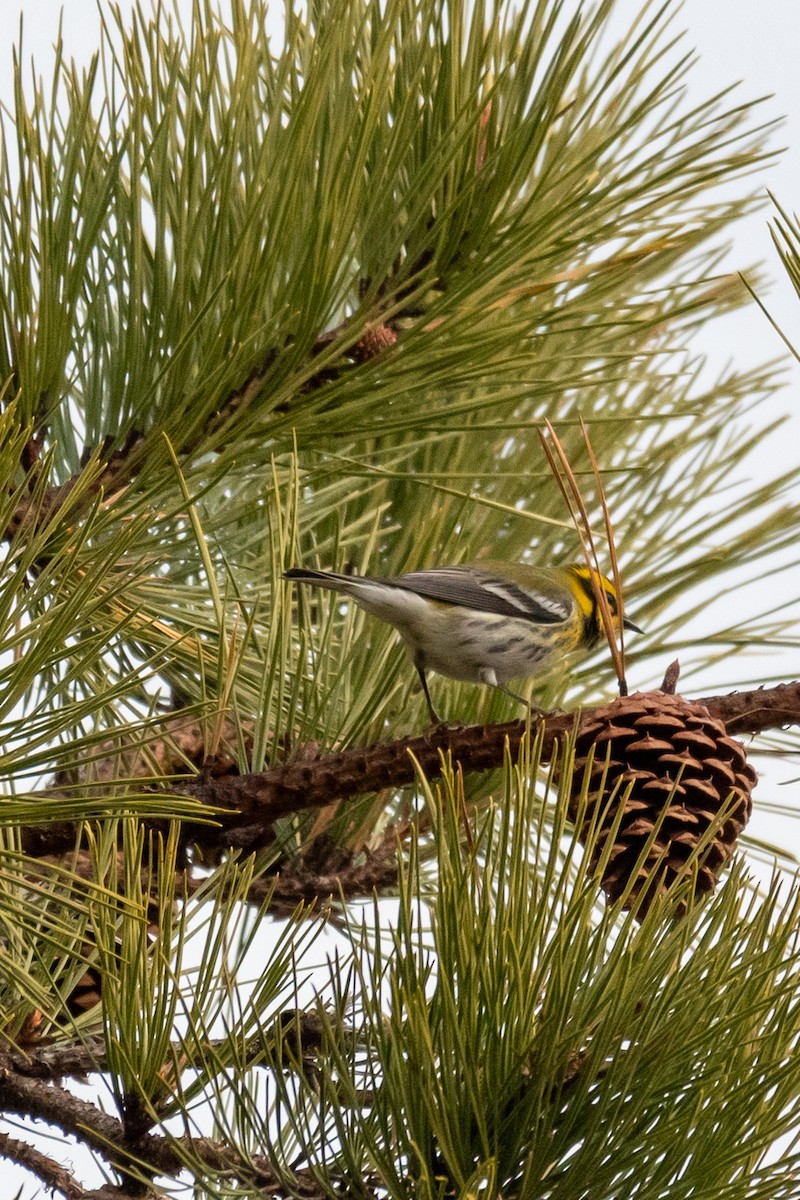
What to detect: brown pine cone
<box><xmin>567</xmin><ymin>691</ymin><xmax>757</xmax><ymax>916</ymax></box>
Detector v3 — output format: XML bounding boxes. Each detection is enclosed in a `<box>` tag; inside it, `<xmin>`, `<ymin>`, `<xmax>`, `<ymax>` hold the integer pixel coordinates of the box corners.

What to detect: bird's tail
<box><xmin>283</xmin><ymin>567</ymin><xmax>366</xmax><ymax>593</ymax></box>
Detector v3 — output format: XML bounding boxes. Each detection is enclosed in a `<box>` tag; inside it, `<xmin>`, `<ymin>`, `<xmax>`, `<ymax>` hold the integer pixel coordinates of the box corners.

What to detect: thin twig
<box><xmin>0</xmin><ymin>1064</ymin><xmax>329</xmax><ymax>1195</ymax></box>
<box><xmin>0</xmin><ymin>1130</ymin><xmax>87</xmax><ymax>1200</ymax></box>
<box><xmin>2</xmin><ymin>1012</ymin><xmax>349</xmax><ymax>1082</ymax></box>
<box><xmin>539</xmin><ymin>421</ymin><xmax>626</xmax><ymax>686</ymax></box>
<box><xmin>579</xmin><ymin>416</ymin><xmax>629</xmax><ymax>693</ymax></box>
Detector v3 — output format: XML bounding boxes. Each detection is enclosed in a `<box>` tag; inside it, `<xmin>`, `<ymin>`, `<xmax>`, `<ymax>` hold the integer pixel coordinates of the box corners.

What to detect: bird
<box><xmin>284</xmin><ymin>561</ymin><xmax>641</xmax><ymax>723</ymax></box>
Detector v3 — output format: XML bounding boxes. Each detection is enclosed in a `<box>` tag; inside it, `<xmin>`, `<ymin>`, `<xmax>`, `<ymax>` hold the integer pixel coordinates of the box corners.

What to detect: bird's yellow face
<box><xmin>567</xmin><ymin>565</ymin><xmax>637</xmax><ymax>646</ymax></box>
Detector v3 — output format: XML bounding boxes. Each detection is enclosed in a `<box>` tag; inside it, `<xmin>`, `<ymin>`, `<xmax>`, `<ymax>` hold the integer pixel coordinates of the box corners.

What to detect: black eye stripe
<box><xmin>573</xmin><ymin>569</ymin><xmax>618</xmax><ymax>615</ymax></box>
<box><xmin>573</xmin><ymin>570</ymin><xmax>598</xmax><ymax>610</ymax></box>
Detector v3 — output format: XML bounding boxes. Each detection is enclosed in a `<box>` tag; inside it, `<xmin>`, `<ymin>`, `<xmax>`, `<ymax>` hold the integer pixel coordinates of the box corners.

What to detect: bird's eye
<box><xmin>605</xmin><ymin>592</ymin><xmax>618</xmax><ymax>615</ymax></box>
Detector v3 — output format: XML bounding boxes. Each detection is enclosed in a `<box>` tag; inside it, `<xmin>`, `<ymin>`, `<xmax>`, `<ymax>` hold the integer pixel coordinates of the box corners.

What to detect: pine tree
<box><xmin>2</xmin><ymin>1</ymin><xmax>800</xmax><ymax>1196</ymax></box>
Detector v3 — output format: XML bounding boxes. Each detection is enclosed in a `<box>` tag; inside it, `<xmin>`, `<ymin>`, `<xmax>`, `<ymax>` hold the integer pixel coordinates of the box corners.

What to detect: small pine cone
<box><xmin>568</xmin><ymin>691</ymin><xmax>757</xmax><ymax>917</ymax></box>
<box><xmin>350</xmin><ymin>323</ymin><xmax>397</xmax><ymax>362</ymax></box>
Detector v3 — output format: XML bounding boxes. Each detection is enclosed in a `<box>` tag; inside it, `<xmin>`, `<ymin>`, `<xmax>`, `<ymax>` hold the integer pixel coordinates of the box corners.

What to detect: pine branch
<box><xmin>216</xmin><ymin>309</ymin><xmax>399</xmax><ymax>429</ymax></box>
<box><xmin>0</xmin><ymin>1063</ymin><xmax>334</xmax><ymax>1197</ymax></box>
<box><xmin>235</xmin><ymin>826</ymin><xmax>401</xmax><ymax>914</ymax></box>
<box><xmin>0</xmin><ymin>1069</ymin><xmax>131</xmax><ymax>1171</ymax></box>
<box><xmin>1</xmin><ymin>1011</ymin><xmax>331</xmax><ymax>1082</ymax></box>
<box><xmin>2</xmin><ymin>307</ymin><xmax>400</xmax><ymax>549</ymax></box>
<box><xmin>1</xmin><ymin>1040</ymin><xmax>107</xmax><ymax>1080</ymax></box>
<box><xmin>0</xmin><ymin>1129</ymin><xmax>87</xmax><ymax>1200</ymax></box>
<box><xmin>14</xmin><ymin>680</ymin><xmax>800</xmax><ymax>863</ymax></box>
<box><xmin>4</xmin><ymin>431</ymin><xmax>145</xmax><ymax>545</ymax></box>
<box><xmin>174</xmin><ymin>680</ymin><xmax>800</xmax><ymax>845</ymax></box>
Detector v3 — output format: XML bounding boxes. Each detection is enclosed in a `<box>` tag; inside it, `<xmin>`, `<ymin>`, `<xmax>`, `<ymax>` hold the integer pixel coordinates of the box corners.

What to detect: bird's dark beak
<box><xmin>623</xmin><ymin>616</ymin><xmax>643</xmax><ymax>634</ymax></box>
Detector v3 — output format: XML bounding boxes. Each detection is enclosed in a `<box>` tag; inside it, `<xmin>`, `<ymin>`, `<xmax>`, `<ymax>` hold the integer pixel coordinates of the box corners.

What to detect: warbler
<box><xmin>284</xmin><ymin>561</ymin><xmax>641</xmax><ymax>723</ymax></box>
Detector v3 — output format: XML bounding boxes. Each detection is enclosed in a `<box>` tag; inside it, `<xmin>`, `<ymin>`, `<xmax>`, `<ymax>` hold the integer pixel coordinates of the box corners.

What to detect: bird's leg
<box><xmin>480</xmin><ymin>668</ymin><xmax>545</xmax><ymax>719</ymax></box>
<box><xmin>494</xmin><ymin>683</ymin><xmax>545</xmax><ymax>719</ymax></box>
<box><xmin>415</xmin><ymin>661</ymin><xmax>442</xmax><ymax>725</ymax></box>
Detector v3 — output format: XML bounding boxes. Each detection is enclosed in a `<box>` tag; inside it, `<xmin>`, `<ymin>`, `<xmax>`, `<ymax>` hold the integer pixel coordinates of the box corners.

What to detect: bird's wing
<box><xmin>389</xmin><ymin>567</ymin><xmax>570</xmax><ymax>624</ymax></box>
